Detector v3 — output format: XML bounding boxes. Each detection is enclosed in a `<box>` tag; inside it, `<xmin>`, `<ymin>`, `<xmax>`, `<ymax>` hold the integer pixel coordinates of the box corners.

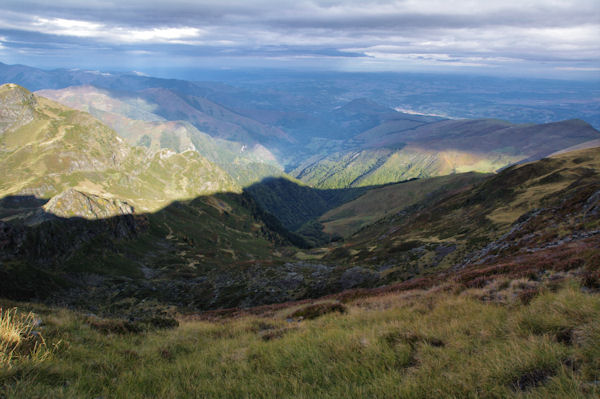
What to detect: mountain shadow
<box><xmin>2</xmin><ymin>146</ymin><xmax>599</xmax><ymax>319</ymax></box>
<box><xmin>243</xmin><ymin>176</ymin><xmax>428</xmax><ymax>246</ymax></box>
<box><xmin>244</xmin><ymin>177</ymin><xmax>384</xmax><ymax>229</ymax></box>
<box><xmin>0</xmin><ymin>188</ymin><xmax>382</xmax><ymax>316</ymax></box>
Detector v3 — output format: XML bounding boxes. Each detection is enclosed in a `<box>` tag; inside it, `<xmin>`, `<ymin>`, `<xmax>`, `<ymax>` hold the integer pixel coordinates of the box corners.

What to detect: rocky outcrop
<box><xmin>43</xmin><ymin>189</ymin><xmax>134</xmax><ymax>219</ymax></box>
<box><xmin>0</xmin><ymin>190</ymin><xmax>143</xmax><ymax>269</ymax></box>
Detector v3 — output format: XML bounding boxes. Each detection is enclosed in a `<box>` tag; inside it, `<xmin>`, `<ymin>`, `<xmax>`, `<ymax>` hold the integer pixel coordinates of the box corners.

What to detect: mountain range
<box><xmin>0</xmin><ymin>65</ymin><xmax>598</xmax><ymax>315</ymax></box>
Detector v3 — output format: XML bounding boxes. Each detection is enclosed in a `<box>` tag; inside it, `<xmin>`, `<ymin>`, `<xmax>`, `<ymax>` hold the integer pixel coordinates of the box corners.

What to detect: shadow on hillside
<box><xmin>243</xmin><ymin>176</ymin><xmax>408</xmax><ymax>229</ymax></box>
<box><xmin>0</xmin><ymin>177</ymin><xmax>404</xmax><ymax>307</ymax></box>
<box><xmin>0</xmin><ymin>176</ymin><xmax>403</xmax><ymax>254</ymax></box>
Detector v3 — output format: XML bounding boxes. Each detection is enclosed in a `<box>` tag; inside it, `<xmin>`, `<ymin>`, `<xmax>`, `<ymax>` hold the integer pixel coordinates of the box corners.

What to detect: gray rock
<box><xmin>339</xmin><ymin>266</ymin><xmax>379</xmax><ymax>290</ymax></box>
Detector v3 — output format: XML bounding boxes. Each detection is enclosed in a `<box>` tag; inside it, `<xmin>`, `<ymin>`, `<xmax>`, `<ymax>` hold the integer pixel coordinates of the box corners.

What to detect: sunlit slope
<box><xmin>324</xmin><ymin>146</ymin><xmax>600</xmax><ymax>280</ymax></box>
<box><xmin>3</xmin><ymin>276</ymin><xmax>599</xmax><ymax>398</ymax></box>
<box><xmin>319</xmin><ymin>172</ymin><xmax>489</xmax><ymax>237</ymax></box>
<box><xmin>293</xmin><ymin>118</ymin><xmax>600</xmax><ymax>188</ymax></box>
<box><xmin>0</xmin><ymin>84</ymin><xmax>239</xmax><ymax>214</ymax></box>
<box><xmin>37</xmin><ymin>86</ymin><xmax>285</xmax><ymax>186</ymax></box>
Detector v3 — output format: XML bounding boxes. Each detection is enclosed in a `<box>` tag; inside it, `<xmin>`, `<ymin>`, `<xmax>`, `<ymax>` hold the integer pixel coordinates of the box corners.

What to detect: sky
<box><xmin>0</xmin><ymin>0</ymin><xmax>599</xmax><ymax>79</ymax></box>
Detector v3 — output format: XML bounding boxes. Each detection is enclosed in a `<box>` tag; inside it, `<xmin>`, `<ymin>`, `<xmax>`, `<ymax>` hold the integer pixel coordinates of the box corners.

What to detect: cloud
<box><xmin>556</xmin><ymin>66</ymin><xmax>600</xmax><ymax>71</ymax></box>
<box><xmin>27</xmin><ymin>16</ymin><xmax>204</xmax><ymax>43</ymax></box>
<box><xmin>0</xmin><ymin>0</ymin><xmax>598</xmax><ymax>76</ymax></box>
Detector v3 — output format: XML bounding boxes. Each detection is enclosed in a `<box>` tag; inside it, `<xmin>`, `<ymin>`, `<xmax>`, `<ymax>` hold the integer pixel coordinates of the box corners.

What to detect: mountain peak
<box><xmin>0</xmin><ymin>83</ymin><xmax>37</xmax><ymax>134</ymax></box>
<box><xmin>0</xmin><ymin>83</ymin><xmax>35</xmax><ymax>101</ymax></box>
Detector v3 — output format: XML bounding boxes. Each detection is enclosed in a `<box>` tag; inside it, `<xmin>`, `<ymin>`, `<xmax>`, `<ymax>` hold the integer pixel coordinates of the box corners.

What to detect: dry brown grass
<box><xmin>0</xmin><ymin>307</ymin><xmax>48</xmax><ymax>368</ymax></box>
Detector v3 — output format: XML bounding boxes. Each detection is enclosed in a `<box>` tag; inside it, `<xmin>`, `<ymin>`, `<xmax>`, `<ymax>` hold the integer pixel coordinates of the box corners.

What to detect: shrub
<box><xmin>382</xmin><ymin>331</ymin><xmax>445</xmax><ymax>348</ymax></box>
<box><xmin>141</xmin><ymin>316</ymin><xmax>179</xmax><ymax>330</ymax></box>
<box><xmin>581</xmin><ymin>271</ymin><xmax>600</xmax><ymax>290</ymax></box>
<box><xmin>87</xmin><ymin>317</ymin><xmax>144</xmax><ymax>334</ymax></box>
<box><xmin>518</xmin><ymin>288</ymin><xmax>541</xmax><ymax>305</ymax></box>
<box><xmin>511</xmin><ymin>367</ymin><xmax>556</xmax><ymax>391</ymax></box>
<box><xmin>259</xmin><ymin>327</ymin><xmax>296</xmax><ymax>341</ymax></box>
<box><xmin>86</xmin><ymin>315</ymin><xmax>179</xmax><ymax>334</ymax></box>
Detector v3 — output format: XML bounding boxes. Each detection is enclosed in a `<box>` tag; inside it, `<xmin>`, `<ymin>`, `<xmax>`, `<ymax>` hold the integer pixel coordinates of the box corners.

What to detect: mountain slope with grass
<box><xmin>36</xmin><ymin>85</ymin><xmax>285</xmax><ymax>186</ymax></box>
<box><xmin>0</xmin><ymin>83</ymin><xmax>239</xmax><ymax>213</ymax></box>
<box><xmin>2</xmin><ymin>148</ymin><xmax>598</xmax><ymax>398</ymax></box>
<box><xmin>1</xmin><ymin>81</ymin><xmax>599</xmax><ymax>334</ymax></box>
<box><xmin>321</xmin><ymin>146</ymin><xmax>600</xmax><ymax>286</ymax></box>
<box><xmin>2</xmin><ymin>62</ymin><xmax>600</xmax><ymax>399</ymax></box>
<box><xmin>293</xmin><ymin>119</ymin><xmax>600</xmax><ymax>188</ymax></box>
<box><xmin>0</xmin><ymin>83</ymin><xmax>329</xmax><ymax>311</ymax></box>
<box><xmin>319</xmin><ymin>172</ymin><xmax>490</xmax><ymax>237</ymax></box>
<box><xmin>2</xmin><ymin>255</ymin><xmax>598</xmax><ymax>398</ymax></box>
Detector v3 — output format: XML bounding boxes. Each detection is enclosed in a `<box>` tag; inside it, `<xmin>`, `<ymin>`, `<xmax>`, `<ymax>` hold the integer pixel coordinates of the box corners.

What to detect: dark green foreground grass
<box><xmin>1</xmin><ymin>278</ymin><xmax>599</xmax><ymax>398</ymax></box>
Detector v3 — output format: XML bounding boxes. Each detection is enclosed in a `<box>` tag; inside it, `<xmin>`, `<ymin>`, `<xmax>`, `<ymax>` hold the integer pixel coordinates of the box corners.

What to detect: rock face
<box><xmin>43</xmin><ymin>189</ymin><xmax>134</xmax><ymax>219</ymax></box>
<box><xmin>340</xmin><ymin>266</ymin><xmax>379</xmax><ymax>290</ymax></box>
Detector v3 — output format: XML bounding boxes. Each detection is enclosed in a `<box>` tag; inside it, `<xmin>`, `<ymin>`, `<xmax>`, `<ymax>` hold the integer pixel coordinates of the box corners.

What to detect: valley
<box><xmin>1</xmin><ymin>66</ymin><xmax>599</xmax><ymax>398</ymax></box>
<box><xmin>1</xmin><ymin>0</ymin><xmax>599</xmax><ymax>394</ymax></box>
<box><xmin>0</xmin><ymin>76</ymin><xmax>598</xmax><ymax>315</ymax></box>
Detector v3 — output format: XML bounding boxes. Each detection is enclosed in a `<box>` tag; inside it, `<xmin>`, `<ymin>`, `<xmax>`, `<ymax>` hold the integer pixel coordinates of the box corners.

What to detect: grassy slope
<box><xmin>293</xmin><ymin>119</ymin><xmax>600</xmax><ymax>189</ymax></box>
<box><xmin>0</xmin><ymin>84</ymin><xmax>239</xmax><ymax>213</ymax></box>
<box><xmin>4</xmin><ymin>146</ymin><xmax>597</xmax><ymax>314</ymax></box>
<box><xmin>36</xmin><ymin>86</ymin><xmax>285</xmax><ymax>186</ymax></box>
<box><xmin>1</xmin><ymin>276</ymin><xmax>598</xmax><ymax>398</ymax></box>
<box><xmin>320</xmin><ymin>146</ymin><xmax>600</xmax><ymax>282</ymax></box>
<box><xmin>319</xmin><ymin>172</ymin><xmax>489</xmax><ymax>237</ymax></box>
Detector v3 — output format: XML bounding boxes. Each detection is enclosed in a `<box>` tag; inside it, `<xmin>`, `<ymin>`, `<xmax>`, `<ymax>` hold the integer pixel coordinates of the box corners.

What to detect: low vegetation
<box><xmin>1</xmin><ymin>274</ymin><xmax>598</xmax><ymax>398</ymax></box>
<box><xmin>1</xmin><ymin>308</ymin><xmax>51</xmax><ymax>370</ymax></box>
<box><xmin>319</xmin><ymin>172</ymin><xmax>488</xmax><ymax>237</ymax></box>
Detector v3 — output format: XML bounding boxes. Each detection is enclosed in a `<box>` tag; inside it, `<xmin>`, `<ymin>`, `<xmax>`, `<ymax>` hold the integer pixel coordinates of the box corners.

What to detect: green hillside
<box><xmin>0</xmin><ymin>84</ymin><xmax>239</xmax><ymax>213</ymax></box>
<box><xmin>36</xmin><ymin>86</ymin><xmax>285</xmax><ymax>186</ymax></box>
<box><xmin>1</xmin><ymin>82</ymin><xmax>599</xmax><ymax>326</ymax></box>
<box><xmin>2</xmin><ymin>143</ymin><xmax>599</xmax><ymax>397</ymax></box>
<box><xmin>322</xmin><ymin>146</ymin><xmax>600</xmax><ymax>285</ymax></box>
<box><xmin>319</xmin><ymin>172</ymin><xmax>489</xmax><ymax>237</ymax></box>
<box><xmin>1</xmin><ymin>82</ymin><xmax>599</xmax><ymax>398</ymax></box>
<box><xmin>293</xmin><ymin>119</ymin><xmax>600</xmax><ymax>188</ymax></box>
<box><xmin>0</xmin><ymin>83</ymin><xmax>317</xmax><ymax>312</ymax></box>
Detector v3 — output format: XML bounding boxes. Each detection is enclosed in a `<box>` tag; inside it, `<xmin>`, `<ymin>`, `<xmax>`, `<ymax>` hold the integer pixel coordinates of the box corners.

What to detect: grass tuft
<box><xmin>0</xmin><ymin>308</ymin><xmax>49</xmax><ymax>369</ymax></box>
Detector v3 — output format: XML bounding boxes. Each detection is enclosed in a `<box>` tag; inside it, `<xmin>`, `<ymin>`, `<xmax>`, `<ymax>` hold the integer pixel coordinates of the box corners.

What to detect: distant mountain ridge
<box><xmin>0</xmin><ymin>65</ymin><xmax>599</xmax><ymax>315</ymax></box>
<box><xmin>292</xmin><ymin>118</ymin><xmax>600</xmax><ymax>188</ymax></box>
<box><xmin>3</xmin><ymin>61</ymin><xmax>598</xmax><ymax>187</ymax></box>
<box><xmin>34</xmin><ymin>83</ymin><xmax>600</xmax><ymax>192</ymax></box>
<box><xmin>0</xmin><ymin>79</ymin><xmax>598</xmax><ymax>315</ymax></box>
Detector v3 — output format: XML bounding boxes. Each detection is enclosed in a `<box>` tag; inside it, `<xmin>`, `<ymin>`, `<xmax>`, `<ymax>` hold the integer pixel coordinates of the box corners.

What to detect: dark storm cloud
<box><xmin>0</xmin><ymin>0</ymin><xmax>598</xmax><ymax>76</ymax></box>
